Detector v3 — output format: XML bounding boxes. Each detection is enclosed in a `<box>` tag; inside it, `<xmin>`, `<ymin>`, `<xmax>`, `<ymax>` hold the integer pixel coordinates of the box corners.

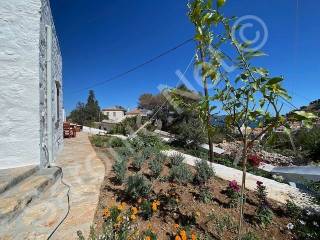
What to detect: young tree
<box><xmin>187</xmin><ymin>0</ymin><xmax>225</xmax><ymax>162</ymax></box>
<box><xmin>187</xmin><ymin>0</ymin><xmax>316</xmax><ymax>238</ymax></box>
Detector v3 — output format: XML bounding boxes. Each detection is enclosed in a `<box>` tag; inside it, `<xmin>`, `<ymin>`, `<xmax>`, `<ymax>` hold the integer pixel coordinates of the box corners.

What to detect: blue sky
<box><xmin>50</xmin><ymin>0</ymin><xmax>320</xmax><ymax>114</ymax></box>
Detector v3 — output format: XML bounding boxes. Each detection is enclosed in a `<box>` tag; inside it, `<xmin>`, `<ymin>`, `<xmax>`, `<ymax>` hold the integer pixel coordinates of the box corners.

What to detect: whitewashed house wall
<box><xmin>0</xmin><ymin>0</ymin><xmax>63</xmax><ymax>169</ymax></box>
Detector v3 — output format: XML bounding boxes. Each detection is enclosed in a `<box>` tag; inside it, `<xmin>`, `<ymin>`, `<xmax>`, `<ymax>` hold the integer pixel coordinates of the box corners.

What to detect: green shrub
<box><xmin>241</xmin><ymin>232</ymin><xmax>259</xmax><ymax>240</ymax></box>
<box><xmin>170</xmin><ymin>153</ymin><xmax>184</xmax><ymax>166</ymax></box>
<box><xmin>149</xmin><ymin>159</ymin><xmax>163</xmax><ymax>178</ymax></box>
<box><xmin>198</xmin><ymin>186</ymin><xmax>214</xmax><ymax>203</ymax></box>
<box><xmin>110</xmin><ymin>137</ymin><xmax>125</xmax><ymax>148</ymax></box>
<box><xmin>155</xmin><ymin>152</ymin><xmax>167</xmax><ymax>163</ymax></box>
<box><xmin>132</xmin><ymin>154</ymin><xmax>146</xmax><ymax>170</ymax></box>
<box><xmin>141</xmin><ymin>229</ymin><xmax>158</xmax><ymax>240</ymax></box>
<box><xmin>125</xmin><ymin>174</ymin><xmax>151</xmax><ymax>200</ymax></box>
<box><xmin>255</xmin><ymin>181</ymin><xmax>273</xmax><ymax>227</ymax></box>
<box><xmin>142</xmin><ymin>147</ymin><xmax>156</xmax><ymax>159</ymax></box>
<box><xmin>91</xmin><ymin>135</ymin><xmax>105</xmax><ymax>147</ymax></box>
<box><xmin>195</xmin><ymin>159</ymin><xmax>215</xmax><ymax>184</ymax></box>
<box><xmin>286</xmin><ymin>200</ymin><xmax>302</xmax><ymax>219</ymax></box>
<box><xmin>112</xmin><ymin>159</ymin><xmax>127</xmax><ymax>184</ymax></box>
<box><xmin>129</xmin><ymin>137</ymin><xmax>145</xmax><ymax>151</ymax></box>
<box><xmin>172</xmin><ymin>118</ymin><xmax>207</xmax><ymax>147</ymax></box>
<box><xmin>136</xmin><ymin>132</ymin><xmax>166</xmax><ymax>150</ymax></box>
<box><xmin>116</xmin><ymin>147</ymin><xmax>133</xmax><ymax>158</ymax></box>
<box><xmin>306</xmin><ymin>180</ymin><xmax>320</xmax><ymax>204</ymax></box>
<box><xmin>169</xmin><ymin>163</ymin><xmax>193</xmax><ymax>184</ymax></box>
<box><xmin>140</xmin><ymin>200</ymin><xmax>152</xmax><ymax>220</ymax></box>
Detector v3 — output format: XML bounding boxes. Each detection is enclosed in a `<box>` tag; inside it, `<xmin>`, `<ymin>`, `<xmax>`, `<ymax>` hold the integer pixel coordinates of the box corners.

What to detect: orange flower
<box><xmin>152</xmin><ymin>202</ymin><xmax>158</xmax><ymax>212</ymax></box>
<box><xmin>173</xmin><ymin>223</ymin><xmax>179</xmax><ymax>229</ymax></box>
<box><xmin>103</xmin><ymin>208</ymin><xmax>110</xmax><ymax>217</ymax></box>
<box><xmin>180</xmin><ymin>230</ymin><xmax>187</xmax><ymax>240</ymax></box>
<box><xmin>131</xmin><ymin>207</ymin><xmax>138</xmax><ymax>215</ymax></box>
<box><xmin>147</xmin><ymin>223</ymin><xmax>152</xmax><ymax>229</ymax></box>
<box><xmin>175</xmin><ymin>236</ymin><xmax>182</xmax><ymax>240</ymax></box>
<box><xmin>117</xmin><ymin>202</ymin><xmax>126</xmax><ymax>211</ymax></box>
<box><xmin>145</xmin><ymin>237</ymin><xmax>151</xmax><ymax>240</ymax></box>
<box><xmin>191</xmin><ymin>232</ymin><xmax>197</xmax><ymax>240</ymax></box>
<box><xmin>152</xmin><ymin>200</ymin><xmax>160</xmax><ymax>212</ymax></box>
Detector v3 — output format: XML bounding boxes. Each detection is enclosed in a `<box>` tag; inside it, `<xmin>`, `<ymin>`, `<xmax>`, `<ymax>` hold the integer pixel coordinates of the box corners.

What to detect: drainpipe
<box><xmin>46</xmin><ymin>25</ymin><xmax>53</xmax><ymax>165</ymax></box>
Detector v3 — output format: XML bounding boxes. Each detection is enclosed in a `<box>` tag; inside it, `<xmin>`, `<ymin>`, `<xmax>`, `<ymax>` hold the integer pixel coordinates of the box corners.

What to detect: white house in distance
<box><xmin>102</xmin><ymin>107</ymin><xmax>126</xmax><ymax>123</ymax></box>
<box><xmin>0</xmin><ymin>0</ymin><xmax>63</xmax><ymax>169</ymax></box>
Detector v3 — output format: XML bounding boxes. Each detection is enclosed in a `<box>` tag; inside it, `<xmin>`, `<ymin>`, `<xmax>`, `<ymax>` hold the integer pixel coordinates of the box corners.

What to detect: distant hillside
<box><xmin>299</xmin><ymin>99</ymin><xmax>320</xmax><ymax>113</ymax></box>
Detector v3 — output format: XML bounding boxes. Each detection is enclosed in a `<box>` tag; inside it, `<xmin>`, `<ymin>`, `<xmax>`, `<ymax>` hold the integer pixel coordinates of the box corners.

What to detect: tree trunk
<box><xmin>237</xmin><ymin>139</ymin><xmax>248</xmax><ymax>240</ymax></box>
<box><xmin>200</xmin><ymin>48</ymin><xmax>214</xmax><ymax>162</ymax></box>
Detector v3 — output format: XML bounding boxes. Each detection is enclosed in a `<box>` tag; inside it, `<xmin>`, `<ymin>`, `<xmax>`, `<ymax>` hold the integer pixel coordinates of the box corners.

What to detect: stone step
<box><xmin>0</xmin><ymin>167</ymin><xmax>61</xmax><ymax>224</ymax></box>
<box><xmin>0</xmin><ymin>165</ymin><xmax>39</xmax><ymax>194</ymax></box>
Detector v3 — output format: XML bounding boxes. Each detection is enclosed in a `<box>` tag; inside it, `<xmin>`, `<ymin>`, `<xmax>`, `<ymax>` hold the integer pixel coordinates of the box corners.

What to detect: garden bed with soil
<box><xmin>83</xmin><ymin>135</ymin><xmax>319</xmax><ymax>240</ymax></box>
<box><xmin>86</xmin><ymin>139</ymin><xmax>316</xmax><ymax>239</ymax></box>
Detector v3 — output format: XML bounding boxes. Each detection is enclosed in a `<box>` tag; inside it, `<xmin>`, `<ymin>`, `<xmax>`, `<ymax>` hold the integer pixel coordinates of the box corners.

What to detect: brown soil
<box><xmin>93</xmin><ymin>146</ymin><xmax>296</xmax><ymax>240</ymax></box>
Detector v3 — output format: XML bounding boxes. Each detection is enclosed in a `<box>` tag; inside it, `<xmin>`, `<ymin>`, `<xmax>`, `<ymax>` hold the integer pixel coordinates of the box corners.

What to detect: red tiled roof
<box><xmin>102</xmin><ymin>108</ymin><xmax>125</xmax><ymax>112</ymax></box>
<box><xmin>126</xmin><ymin>108</ymin><xmax>142</xmax><ymax>115</ymax></box>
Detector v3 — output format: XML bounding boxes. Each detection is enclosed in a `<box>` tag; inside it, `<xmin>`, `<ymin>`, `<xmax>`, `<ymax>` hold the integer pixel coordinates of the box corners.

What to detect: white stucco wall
<box><xmin>39</xmin><ymin>0</ymin><xmax>63</xmax><ymax>166</ymax></box>
<box><xmin>0</xmin><ymin>0</ymin><xmax>42</xmax><ymax>169</ymax></box>
<box><xmin>102</xmin><ymin>110</ymin><xmax>125</xmax><ymax>122</ymax></box>
<box><xmin>0</xmin><ymin>0</ymin><xmax>63</xmax><ymax>169</ymax></box>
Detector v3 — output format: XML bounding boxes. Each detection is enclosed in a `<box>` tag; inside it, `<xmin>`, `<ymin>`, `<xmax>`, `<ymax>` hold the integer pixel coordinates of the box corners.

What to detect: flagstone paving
<box><xmin>0</xmin><ymin>132</ymin><xmax>105</xmax><ymax>240</ymax></box>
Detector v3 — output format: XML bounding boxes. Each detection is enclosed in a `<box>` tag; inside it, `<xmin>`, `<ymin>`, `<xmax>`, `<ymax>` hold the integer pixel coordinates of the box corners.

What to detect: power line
<box><xmin>71</xmin><ymin>38</ymin><xmax>194</xmax><ymax>93</ymax></box>
<box><xmin>131</xmin><ymin>54</ymin><xmax>195</xmax><ymax>137</ymax></box>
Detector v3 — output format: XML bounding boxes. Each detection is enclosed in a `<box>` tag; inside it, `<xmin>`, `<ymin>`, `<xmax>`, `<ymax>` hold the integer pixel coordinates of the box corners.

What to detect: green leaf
<box><xmin>252</xmin><ymin>67</ymin><xmax>269</xmax><ymax>76</ymax></box>
<box><xmin>266</xmin><ymin>77</ymin><xmax>283</xmax><ymax>86</ymax></box>
<box><xmin>293</xmin><ymin>111</ymin><xmax>317</xmax><ymax>119</ymax></box>
<box><xmin>217</xmin><ymin>0</ymin><xmax>226</xmax><ymax>8</ymax></box>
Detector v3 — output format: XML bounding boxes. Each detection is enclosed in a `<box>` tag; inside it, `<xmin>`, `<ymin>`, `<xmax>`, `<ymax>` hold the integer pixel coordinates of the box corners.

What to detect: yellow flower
<box><xmin>180</xmin><ymin>230</ymin><xmax>187</xmax><ymax>240</ymax></box>
<box><xmin>130</xmin><ymin>214</ymin><xmax>136</xmax><ymax>221</ymax></box>
<box><xmin>195</xmin><ymin>211</ymin><xmax>200</xmax><ymax>217</ymax></box>
<box><xmin>117</xmin><ymin>202</ymin><xmax>126</xmax><ymax>211</ymax></box>
<box><xmin>147</xmin><ymin>223</ymin><xmax>152</xmax><ymax>229</ymax></box>
<box><xmin>116</xmin><ymin>216</ymin><xmax>123</xmax><ymax>223</ymax></box>
<box><xmin>103</xmin><ymin>208</ymin><xmax>110</xmax><ymax>217</ymax></box>
<box><xmin>131</xmin><ymin>207</ymin><xmax>138</xmax><ymax>215</ymax></box>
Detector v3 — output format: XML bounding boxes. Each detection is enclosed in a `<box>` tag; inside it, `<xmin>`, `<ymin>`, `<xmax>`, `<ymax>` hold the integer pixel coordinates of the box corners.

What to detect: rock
<box><xmin>217</xmin><ymin>141</ymin><xmax>294</xmax><ymax>166</ymax></box>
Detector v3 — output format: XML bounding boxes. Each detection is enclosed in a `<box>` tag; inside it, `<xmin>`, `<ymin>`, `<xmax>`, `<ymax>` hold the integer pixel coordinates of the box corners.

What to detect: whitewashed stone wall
<box><xmin>0</xmin><ymin>0</ymin><xmax>63</xmax><ymax>169</ymax></box>
<box><xmin>0</xmin><ymin>0</ymin><xmax>42</xmax><ymax>169</ymax></box>
<box><xmin>39</xmin><ymin>0</ymin><xmax>63</xmax><ymax>166</ymax></box>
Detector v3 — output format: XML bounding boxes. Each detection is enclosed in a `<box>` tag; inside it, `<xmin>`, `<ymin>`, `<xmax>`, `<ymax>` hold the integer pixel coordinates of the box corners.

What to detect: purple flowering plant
<box><xmin>226</xmin><ymin>180</ymin><xmax>241</xmax><ymax>207</ymax></box>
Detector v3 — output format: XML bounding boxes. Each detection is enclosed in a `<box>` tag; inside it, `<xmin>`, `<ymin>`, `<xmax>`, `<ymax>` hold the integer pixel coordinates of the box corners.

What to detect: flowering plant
<box><xmin>226</xmin><ymin>180</ymin><xmax>240</xmax><ymax>207</ymax></box>
<box><xmin>248</xmin><ymin>154</ymin><xmax>262</xmax><ymax>167</ymax></box>
<box><xmin>255</xmin><ymin>181</ymin><xmax>273</xmax><ymax>227</ymax></box>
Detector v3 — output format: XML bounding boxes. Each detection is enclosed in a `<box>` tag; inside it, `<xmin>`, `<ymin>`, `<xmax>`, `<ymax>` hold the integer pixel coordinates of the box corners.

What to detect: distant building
<box><xmin>102</xmin><ymin>108</ymin><xmax>126</xmax><ymax>123</ymax></box>
<box><xmin>0</xmin><ymin>0</ymin><xmax>63</xmax><ymax>169</ymax></box>
<box><xmin>126</xmin><ymin>108</ymin><xmax>149</xmax><ymax>118</ymax></box>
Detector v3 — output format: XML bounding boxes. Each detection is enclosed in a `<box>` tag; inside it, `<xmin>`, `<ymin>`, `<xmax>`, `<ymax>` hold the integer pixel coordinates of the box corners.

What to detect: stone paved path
<box><xmin>1</xmin><ymin>132</ymin><xmax>105</xmax><ymax>240</ymax></box>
